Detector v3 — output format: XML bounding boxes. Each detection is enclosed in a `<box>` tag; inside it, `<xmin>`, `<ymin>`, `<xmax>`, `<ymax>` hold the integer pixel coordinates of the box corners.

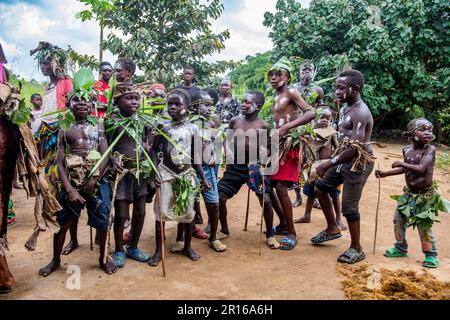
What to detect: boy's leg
<box><xmin>128</xmin><ymin>196</ymin><xmax>146</xmax><ymax>250</ymax></box>
<box><xmin>194</xmin><ymin>199</ymin><xmax>203</xmax><ymax>224</ymax></box>
<box><xmin>295</xmin><ymin>197</ymin><xmax>314</xmax><ymax>223</ymax></box>
<box><xmin>39</xmin><ymin>222</ymin><xmax>71</xmax><ymax>277</ymax></box>
<box><xmin>148</xmin><ymin>220</ymin><xmax>165</xmax><ymax>267</ymax></box>
<box><xmin>62</xmin><ymin>218</ymin><xmax>79</xmax><ymax>255</ymax></box>
<box><xmin>274</xmin><ymin>181</ymin><xmax>296</xmax><ymax>241</ymax></box>
<box><xmin>330</xmin><ymin>189</ymin><xmax>346</xmax><ymax>230</ymax></box>
<box><xmin>418</xmin><ymin>226</ymin><xmax>438</xmax><ymax>267</ymax></box>
<box><xmin>97</xmin><ymin>229</ymin><xmax>117</xmax><ymax>274</ymax></box>
<box><xmin>183</xmin><ymin>221</ymin><xmax>200</xmax><ymax>261</ymax></box>
<box><xmin>113</xmin><ymin>200</ymin><xmax>129</xmax><ymax>253</ymax></box>
<box><xmin>218</xmin><ymin>191</ymin><xmax>230</xmax><ymax>236</ymax></box>
<box><xmin>291</xmin><ymin>183</ymin><xmax>303</xmax><ymax>207</ymax></box>
<box><xmin>176</xmin><ymin>224</ymin><xmax>184</xmax><ymax>242</ymax></box>
<box><xmin>270</xmin><ymin>191</ymin><xmax>287</xmax><ymax>230</ymax></box>
<box><xmin>257</xmin><ymin>193</ymin><xmax>274</xmax><ymax>239</ymax></box>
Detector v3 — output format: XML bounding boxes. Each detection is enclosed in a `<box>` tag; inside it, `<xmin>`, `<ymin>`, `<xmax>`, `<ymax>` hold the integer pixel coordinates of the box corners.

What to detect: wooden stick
<box><xmin>158</xmin><ymin>188</ymin><xmax>166</xmax><ymax>277</ymax></box>
<box><xmin>259</xmin><ymin>177</ymin><xmax>265</xmax><ymax>257</ymax></box>
<box><xmin>243</xmin><ymin>187</ymin><xmax>251</xmax><ymax>231</ymax></box>
<box><xmin>373</xmin><ymin>162</ymin><xmax>381</xmax><ymax>255</ymax></box>
<box><xmin>90</xmin><ymin>227</ymin><xmax>93</xmax><ymax>251</ymax></box>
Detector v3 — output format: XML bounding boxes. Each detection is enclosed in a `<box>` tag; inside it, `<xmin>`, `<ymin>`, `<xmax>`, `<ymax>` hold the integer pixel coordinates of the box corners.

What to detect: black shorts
<box><xmin>218</xmin><ymin>164</ymin><xmax>271</xmax><ymax>199</ymax></box>
<box><xmin>115</xmin><ymin>172</ymin><xmax>149</xmax><ymax>203</ymax></box>
<box><xmin>315</xmin><ymin>162</ymin><xmax>374</xmax><ymax>223</ymax></box>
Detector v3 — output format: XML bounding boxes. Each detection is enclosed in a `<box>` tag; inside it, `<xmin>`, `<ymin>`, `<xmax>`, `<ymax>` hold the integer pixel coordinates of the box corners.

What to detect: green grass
<box><xmin>436</xmin><ymin>151</ymin><xmax>450</xmax><ymax>173</ymax></box>
<box><xmin>9</xmin><ymin>73</ymin><xmax>45</xmax><ymax>106</ymax></box>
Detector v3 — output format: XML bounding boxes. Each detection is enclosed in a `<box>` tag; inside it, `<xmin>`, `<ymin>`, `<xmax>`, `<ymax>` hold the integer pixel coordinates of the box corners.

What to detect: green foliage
<box><xmin>173</xmin><ymin>173</ymin><xmax>200</xmax><ymax>219</ymax></box>
<box><xmin>67</xmin><ymin>46</ymin><xmax>99</xmax><ymax>70</ymax></box>
<box><xmin>264</xmin><ymin>0</ymin><xmax>450</xmax><ymax>143</ymax></box>
<box><xmin>77</xmin><ymin>0</ymin><xmax>236</xmax><ymax>87</ymax></box>
<box><xmin>8</xmin><ymin>72</ymin><xmax>45</xmax><ymax>106</ymax></box>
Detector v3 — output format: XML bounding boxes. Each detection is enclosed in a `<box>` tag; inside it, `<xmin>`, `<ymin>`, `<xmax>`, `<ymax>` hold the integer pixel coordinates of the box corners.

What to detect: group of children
<box><xmin>10</xmin><ymin>56</ymin><xmax>449</xmax><ymax>284</ymax></box>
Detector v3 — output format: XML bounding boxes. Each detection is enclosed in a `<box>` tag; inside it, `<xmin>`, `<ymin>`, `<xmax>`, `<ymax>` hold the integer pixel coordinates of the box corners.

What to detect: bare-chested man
<box><xmin>311</xmin><ymin>70</ymin><xmax>374</xmax><ymax>265</ymax></box>
<box><xmin>268</xmin><ymin>57</ymin><xmax>315</xmax><ymax>250</ymax></box>
<box><xmin>290</xmin><ymin>60</ymin><xmax>325</xmax><ymax>207</ymax></box>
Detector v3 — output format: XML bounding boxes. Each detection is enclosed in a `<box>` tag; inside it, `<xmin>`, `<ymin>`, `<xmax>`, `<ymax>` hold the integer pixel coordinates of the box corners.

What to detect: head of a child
<box><xmin>182</xmin><ymin>66</ymin><xmax>195</xmax><ymax>85</ymax></box>
<box><xmin>146</xmin><ymin>83</ymin><xmax>167</xmax><ymax>108</ymax></box>
<box><xmin>192</xmin><ymin>90</ymin><xmax>213</xmax><ymax>119</ymax></box>
<box><xmin>316</xmin><ymin>106</ymin><xmax>332</xmax><ymax>128</ymax></box>
<box><xmin>335</xmin><ymin>70</ymin><xmax>364</xmax><ymax>104</ymax></box>
<box><xmin>241</xmin><ymin>91</ymin><xmax>265</xmax><ymax>116</ymax></box>
<box><xmin>113</xmin><ymin>83</ymin><xmax>140</xmax><ymax>117</ymax></box>
<box><xmin>269</xmin><ymin>57</ymin><xmax>293</xmax><ymax>90</ymax></box>
<box><xmin>167</xmin><ymin>89</ymin><xmax>190</xmax><ymax>122</ymax></box>
<box><xmin>219</xmin><ymin>79</ymin><xmax>232</xmax><ymax>96</ymax></box>
<box><xmin>99</xmin><ymin>61</ymin><xmax>113</xmax><ymax>82</ymax></box>
<box><xmin>68</xmin><ymin>93</ymin><xmax>94</xmax><ymax>121</ymax></box>
<box><xmin>407</xmin><ymin>118</ymin><xmax>433</xmax><ymax>145</ymax></box>
<box><xmin>114</xmin><ymin>58</ymin><xmax>136</xmax><ymax>83</ymax></box>
<box><xmin>299</xmin><ymin>61</ymin><xmax>314</xmax><ymax>85</ymax></box>
<box><xmin>30</xmin><ymin>93</ymin><xmax>42</xmax><ymax>109</ymax></box>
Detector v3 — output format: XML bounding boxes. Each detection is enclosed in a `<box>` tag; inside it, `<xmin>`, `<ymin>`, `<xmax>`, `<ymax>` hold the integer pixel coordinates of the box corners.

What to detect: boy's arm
<box><xmin>278</xmin><ymin>89</ymin><xmax>315</xmax><ymax>137</ymax></box>
<box><xmin>57</xmin><ymin>130</ymin><xmax>85</xmax><ymax>204</ymax></box>
<box><xmin>375</xmin><ymin>167</ymin><xmax>405</xmax><ymax>178</ymax></box>
<box><xmin>393</xmin><ymin>146</ymin><xmax>435</xmax><ymax>175</ymax></box>
<box><xmin>192</xmin><ymin>163</ymin><xmax>211</xmax><ymax>190</ymax></box>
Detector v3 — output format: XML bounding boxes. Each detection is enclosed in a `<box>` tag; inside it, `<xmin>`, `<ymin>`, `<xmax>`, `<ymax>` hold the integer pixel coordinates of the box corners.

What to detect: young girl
<box><xmin>149</xmin><ymin>89</ymin><xmax>210</xmax><ymax>266</ymax></box>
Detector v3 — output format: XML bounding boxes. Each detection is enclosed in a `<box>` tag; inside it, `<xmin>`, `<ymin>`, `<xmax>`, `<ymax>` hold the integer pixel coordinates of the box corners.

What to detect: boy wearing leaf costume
<box><xmin>268</xmin><ymin>57</ymin><xmax>315</xmax><ymax>250</ymax></box>
<box><xmin>106</xmin><ymin>83</ymin><xmax>152</xmax><ymax>268</ymax></box>
<box><xmin>375</xmin><ymin>118</ymin><xmax>449</xmax><ymax>268</ymax></box>
<box><xmin>149</xmin><ymin>89</ymin><xmax>210</xmax><ymax>266</ymax></box>
<box><xmin>38</xmin><ymin>75</ymin><xmax>117</xmax><ymax>277</ymax></box>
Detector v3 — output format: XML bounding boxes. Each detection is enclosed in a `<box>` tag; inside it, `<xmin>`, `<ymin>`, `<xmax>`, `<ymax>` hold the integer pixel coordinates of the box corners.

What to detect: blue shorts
<box><xmin>199</xmin><ymin>165</ymin><xmax>219</xmax><ymax>204</ymax></box>
<box><xmin>56</xmin><ymin>178</ymin><xmax>111</xmax><ymax>232</ymax></box>
<box><xmin>303</xmin><ymin>182</ymin><xmax>340</xmax><ymax>200</ymax></box>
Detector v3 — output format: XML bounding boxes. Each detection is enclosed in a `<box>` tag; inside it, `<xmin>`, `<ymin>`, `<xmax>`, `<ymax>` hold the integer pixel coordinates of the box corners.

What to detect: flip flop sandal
<box><xmin>113</xmin><ymin>251</ymin><xmax>126</xmax><ymax>268</ymax></box>
<box><xmin>310</xmin><ymin>230</ymin><xmax>342</xmax><ymax>244</ymax></box>
<box><xmin>422</xmin><ymin>256</ymin><xmax>439</xmax><ymax>268</ymax></box>
<box><xmin>337</xmin><ymin>248</ymin><xmax>365</xmax><ymax>264</ymax></box>
<box><xmin>125</xmin><ymin>245</ymin><xmax>151</xmax><ymax>262</ymax></box>
<box><xmin>0</xmin><ymin>287</ymin><xmax>12</xmax><ymax>294</ymax></box>
<box><xmin>383</xmin><ymin>247</ymin><xmax>407</xmax><ymax>258</ymax></box>
<box><xmin>209</xmin><ymin>240</ymin><xmax>227</xmax><ymax>252</ymax></box>
<box><xmin>266</xmin><ymin>237</ymin><xmax>280</xmax><ymax>249</ymax></box>
<box><xmin>171</xmin><ymin>241</ymin><xmax>185</xmax><ymax>253</ymax></box>
<box><xmin>279</xmin><ymin>237</ymin><xmax>297</xmax><ymax>250</ymax></box>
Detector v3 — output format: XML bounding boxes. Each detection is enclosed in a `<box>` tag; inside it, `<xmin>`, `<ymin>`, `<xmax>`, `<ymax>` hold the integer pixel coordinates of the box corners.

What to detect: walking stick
<box><xmin>243</xmin><ymin>187</ymin><xmax>250</xmax><ymax>231</ymax></box>
<box><xmin>158</xmin><ymin>188</ymin><xmax>166</xmax><ymax>277</ymax></box>
<box><xmin>103</xmin><ymin>155</ymin><xmax>122</xmax><ymax>265</ymax></box>
<box><xmin>373</xmin><ymin>162</ymin><xmax>381</xmax><ymax>255</ymax></box>
<box><xmin>90</xmin><ymin>227</ymin><xmax>93</xmax><ymax>251</ymax></box>
<box><xmin>259</xmin><ymin>177</ymin><xmax>266</xmax><ymax>257</ymax></box>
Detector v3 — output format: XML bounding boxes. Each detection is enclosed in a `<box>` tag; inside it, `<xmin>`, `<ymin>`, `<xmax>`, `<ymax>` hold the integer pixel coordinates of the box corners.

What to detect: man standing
<box><xmin>176</xmin><ymin>66</ymin><xmax>201</xmax><ymax>98</ymax></box>
<box><xmin>93</xmin><ymin>61</ymin><xmax>113</xmax><ymax>118</ymax></box>
<box><xmin>311</xmin><ymin>70</ymin><xmax>374</xmax><ymax>265</ymax></box>
<box><xmin>216</xmin><ymin>78</ymin><xmax>240</xmax><ymax>124</ymax></box>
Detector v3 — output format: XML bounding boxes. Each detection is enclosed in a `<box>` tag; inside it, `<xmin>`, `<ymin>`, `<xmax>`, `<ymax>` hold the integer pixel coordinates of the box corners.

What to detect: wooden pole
<box><xmin>99</xmin><ymin>25</ymin><xmax>104</xmax><ymax>64</ymax></box>
<box><xmin>243</xmin><ymin>187</ymin><xmax>250</xmax><ymax>231</ymax></box>
<box><xmin>259</xmin><ymin>178</ymin><xmax>266</xmax><ymax>256</ymax></box>
<box><xmin>90</xmin><ymin>227</ymin><xmax>93</xmax><ymax>251</ymax></box>
<box><xmin>158</xmin><ymin>189</ymin><xmax>166</xmax><ymax>277</ymax></box>
<box><xmin>373</xmin><ymin>162</ymin><xmax>381</xmax><ymax>255</ymax></box>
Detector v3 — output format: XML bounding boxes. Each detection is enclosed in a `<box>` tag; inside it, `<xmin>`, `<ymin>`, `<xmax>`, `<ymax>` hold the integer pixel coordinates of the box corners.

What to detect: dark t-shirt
<box><xmin>175</xmin><ymin>84</ymin><xmax>201</xmax><ymax>97</ymax></box>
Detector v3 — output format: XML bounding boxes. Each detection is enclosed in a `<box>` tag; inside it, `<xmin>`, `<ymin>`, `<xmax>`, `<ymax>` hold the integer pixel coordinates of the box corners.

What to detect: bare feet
<box><xmin>0</xmin><ymin>256</ymin><xmax>15</xmax><ymax>293</ymax></box>
<box><xmin>39</xmin><ymin>260</ymin><xmax>60</xmax><ymax>277</ymax></box>
<box><xmin>294</xmin><ymin>216</ymin><xmax>311</xmax><ymax>223</ymax></box>
<box><xmin>148</xmin><ymin>251</ymin><xmax>161</xmax><ymax>267</ymax></box>
<box><xmin>62</xmin><ymin>240</ymin><xmax>79</xmax><ymax>255</ymax></box>
<box><xmin>183</xmin><ymin>247</ymin><xmax>200</xmax><ymax>261</ymax></box>
<box><xmin>336</xmin><ymin>218</ymin><xmax>348</xmax><ymax>231</ymax></box>
<box><xmin>99</xmin><ymin>258</ymin><xmax>117</xmax><ymax>275</ymax></box>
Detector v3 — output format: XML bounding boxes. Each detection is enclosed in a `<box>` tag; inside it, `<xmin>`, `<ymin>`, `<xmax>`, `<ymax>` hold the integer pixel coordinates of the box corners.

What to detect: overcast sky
<box><xmin>0</xmin><ymin>0</ymin><xmax>310</xmax><ymax>81</ymax></box>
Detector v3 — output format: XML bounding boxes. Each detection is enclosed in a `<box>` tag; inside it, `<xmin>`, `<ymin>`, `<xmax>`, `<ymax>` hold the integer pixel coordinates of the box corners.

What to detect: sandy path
<box><xmin>2</xmin><ymin>143</ymin><xmax>449</xmax><ymax>300</ymax></box>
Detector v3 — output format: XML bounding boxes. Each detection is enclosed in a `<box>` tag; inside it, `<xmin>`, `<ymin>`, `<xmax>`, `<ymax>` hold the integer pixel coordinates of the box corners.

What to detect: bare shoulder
<box><xmin>425</xmin><ymin>144</ymin><xmax>436</xmax><ymax>155</ymax></box>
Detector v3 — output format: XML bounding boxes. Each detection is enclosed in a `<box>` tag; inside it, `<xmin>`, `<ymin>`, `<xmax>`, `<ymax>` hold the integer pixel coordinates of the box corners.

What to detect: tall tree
<box><xmin>264</xmin><ymin>0</ymin><xmax>450</xmax><ymax>142</ymax></box>
<box><xmin>77</xmin><ymin>0</ymin><xmax>235</xmax><ymax>87</ymax></box>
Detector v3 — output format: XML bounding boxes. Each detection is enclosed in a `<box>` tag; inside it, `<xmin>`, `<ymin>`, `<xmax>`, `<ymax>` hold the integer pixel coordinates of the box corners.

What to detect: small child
<box><xmin>29</xmin><ymin>93</ymin><xmax>43</xmax><ymax>136</ymax></box>
<box><xmin>375</xmin><ymin>118</ymin><xmax>449</xmax><ymax>268</ymax></box>
<box><xmin>149</xmin><ymin>88</ymin><xmax>210</xmax><ymax>266</ymax></box>
<box><xmin>294</xmin><ymin>107</ymin><xmax>346</xmax><ymax>230</ymax></box>
<box><xmin>107</xmin><ymin>83</ymin><xmax>152</xmax><ymax>268</ymax></box>
<box><xmin>38</xmin><ymin>89</ymin><xmax>116</xmax><ymax>276</ymax></box>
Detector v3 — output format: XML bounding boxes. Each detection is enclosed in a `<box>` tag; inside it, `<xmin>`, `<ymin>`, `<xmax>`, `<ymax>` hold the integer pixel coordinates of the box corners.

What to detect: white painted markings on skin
<box><xmin>278</xmin><ymin>118</ymin><xmax>285</xmax><ymax>128</ymax></box>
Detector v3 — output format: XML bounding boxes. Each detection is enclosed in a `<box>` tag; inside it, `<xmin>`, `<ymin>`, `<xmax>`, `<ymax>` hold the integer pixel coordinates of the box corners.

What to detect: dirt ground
<box><xmin>2</xmin><ymin>143</ymin><xmax>449</xmax><ymax>300</ymax></box>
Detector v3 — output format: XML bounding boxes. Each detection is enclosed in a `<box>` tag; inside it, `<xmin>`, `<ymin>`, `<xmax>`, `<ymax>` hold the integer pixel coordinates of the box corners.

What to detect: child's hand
<box><xmin>81</xmin><ymin>178</ymin><xmax>97</xmax><ymax>197</ymax></box>
<box><xmin>375</xmin><ymin>170</ymin><xmax>385</xmax><ymax>178</ymax></box>
<box><xmin>112</xmin><ymin>158</ymin><xmax>124</xmax><ymax>174</ymax></box>
<box><xmin>67</xmin><ymin>188</ymin><xmax>86</xmax><ymax>205</ymax></box>
<box><xmin>202</xmin><ymin>178</ymin><xmax>211</xmax><ymax>191</ymax></box>
<box><xmin>392</xmin><ymin>161</ymin><xmax>403</xmax><ymax>169</ymax></box>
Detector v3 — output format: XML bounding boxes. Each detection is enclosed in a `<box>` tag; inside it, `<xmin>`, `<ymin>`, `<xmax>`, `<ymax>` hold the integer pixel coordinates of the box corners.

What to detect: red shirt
<box><xmin>93</xmin><ymin>79</ymin><xmax>110</xmax><ymax>118</ymax></box>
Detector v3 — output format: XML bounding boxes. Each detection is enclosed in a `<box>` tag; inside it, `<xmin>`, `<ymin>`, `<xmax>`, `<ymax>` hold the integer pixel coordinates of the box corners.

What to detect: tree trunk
<box><xmin>434</xmin><ymin>117</ymin><xmax>443</xmax><ymax>143</ymax></box>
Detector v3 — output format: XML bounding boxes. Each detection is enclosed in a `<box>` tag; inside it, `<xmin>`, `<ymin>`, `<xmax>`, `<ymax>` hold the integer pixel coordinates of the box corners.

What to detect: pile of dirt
<box><xmin>337</xmin><ymin>262</ymin><xmax>450</xmax><ymax>300</ymax></box>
